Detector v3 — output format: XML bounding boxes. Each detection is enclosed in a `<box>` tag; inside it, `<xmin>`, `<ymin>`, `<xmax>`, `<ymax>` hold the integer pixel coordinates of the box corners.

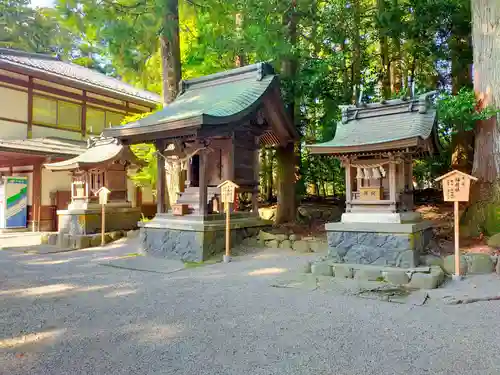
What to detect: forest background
<box><xmin>1</xmin><ymin>0</ymin><xmax>499</xmax><ymax>235</ymax></box>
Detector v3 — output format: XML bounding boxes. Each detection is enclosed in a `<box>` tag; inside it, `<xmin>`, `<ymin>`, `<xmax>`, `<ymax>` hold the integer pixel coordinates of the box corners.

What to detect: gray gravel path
<box><xmin>1</xmin><ymin>240</ymin><xmax>500</xmax><ymax>375</ymax></box>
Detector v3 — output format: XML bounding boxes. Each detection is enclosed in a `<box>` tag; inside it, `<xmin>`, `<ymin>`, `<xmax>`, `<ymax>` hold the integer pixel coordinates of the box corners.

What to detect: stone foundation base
<box><xmin>42</xmin><ymin>229</ymin><xmax>133</xmax><ymax>249</ymax></box>
<box><xmin>325</xmin><ymin>221</ymin><xmax>433</xmax><ymax>268</ymax></box>
<box><xmin>140</xmin><ymin>213</ymin><xmax>271</xmax><ymax>262</ymax></box>
<box><xmin>57</xmin><ymin>206</ymin><xmax>141</xmax><ymax>236</ymax></box>
<box><xmin>306</xmin><ymin>261</ymin><xmax>445</xmax><ymax>289</ymax></box>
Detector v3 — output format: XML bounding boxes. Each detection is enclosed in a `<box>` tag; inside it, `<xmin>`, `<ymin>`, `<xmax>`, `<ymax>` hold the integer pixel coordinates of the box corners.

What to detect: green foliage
<box><xmin>121</xmin><ymin>112</ymin><xmax>159</xmax><ymax>191</ymax></box>
<box><xmin>41</xmin><ymin>0</ymin><xmax>476</xmax><ymax>198</ymax></box>
<box><xmin>437</xmin><ymin>88</ymin><xmax>499</xmax><ymax>133</ymax></box>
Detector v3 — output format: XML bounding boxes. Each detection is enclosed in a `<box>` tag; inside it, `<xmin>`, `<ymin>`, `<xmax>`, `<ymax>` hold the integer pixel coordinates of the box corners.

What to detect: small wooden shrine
<box><xmin>103</xmin><ymin>62</ymin><xmax>298</xmax><ymax>261</ymax></box>
<box><xmin>307</xmin><ymin>92</ymin><xmax>439</xmax><ymax>267</ymax></box>
<box><xmin>44</xmin><ymin>137</ymin><xmax>142</xmax><ymax>236</ymax></box>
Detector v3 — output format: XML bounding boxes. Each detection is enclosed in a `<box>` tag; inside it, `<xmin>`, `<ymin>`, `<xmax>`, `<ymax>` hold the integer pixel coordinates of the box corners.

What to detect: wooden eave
<box><xmin>105</xmin><ymin>77</ymin><xmax>298</xmax><ymax>146</ymax></box>
<box><xmin>307</xmin><ymin>137</ymin><xmax>421</xmax><ymax>155</ymax></box>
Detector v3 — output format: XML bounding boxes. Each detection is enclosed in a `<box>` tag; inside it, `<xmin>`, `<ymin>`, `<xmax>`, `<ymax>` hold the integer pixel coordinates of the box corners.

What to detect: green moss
<box><xmin>484</xmin><ymin>204</ymin><xmax>500</xmax><ymax>235</ymax></box>
<box><xmin>462</xmin><ymin>201</ymin><xmax>500</xmax><ymax>236</ymax></box>
<box><xmin>184</xmin><ymin>259</ymin><xmax>220</xmax><ymax>268</ymax></box>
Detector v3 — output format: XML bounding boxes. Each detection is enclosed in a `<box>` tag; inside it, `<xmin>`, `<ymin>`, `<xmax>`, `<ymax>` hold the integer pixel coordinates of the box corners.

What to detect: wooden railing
<box><xmin>351</xmin><ymin>191</ymin><xmax>391</xmax><ymax>201</ymax></box>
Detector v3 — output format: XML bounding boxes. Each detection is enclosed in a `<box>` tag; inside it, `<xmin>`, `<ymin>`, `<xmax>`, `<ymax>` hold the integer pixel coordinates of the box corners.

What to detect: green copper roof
<box><xmin>103</xmin><ymin>62</ymin><xmax>293</xmax><ymax>141</ymax></box>
<box><xmin>307</xmin><ymin>92</ymin><xmax>438</xmax><ymax>153</ymax></box>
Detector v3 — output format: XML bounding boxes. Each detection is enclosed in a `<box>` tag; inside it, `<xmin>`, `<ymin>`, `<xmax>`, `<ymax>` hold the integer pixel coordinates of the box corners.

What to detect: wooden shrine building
<box><xmin>44</xmin><ymin>137</ymin><xmax>142</xmax><ymax>241</ymax></box>
<box><xmin>103</xmin><ymin>62</ymin><xmax>298</xmax><ymax>261</ymax></box>
<box><xmin>307</xmin><ymin>92</ymin><xmax>439</xmax><ymax>268</ymax></box>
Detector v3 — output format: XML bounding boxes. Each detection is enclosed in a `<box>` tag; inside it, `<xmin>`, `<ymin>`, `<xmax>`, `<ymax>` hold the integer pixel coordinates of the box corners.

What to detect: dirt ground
<box><xmin>416</xmin><ymin>203</ymin><xmax>496</xmax><ymax>256</ymax></box>
<box><xmin>268</xmin><ymin>201</ymin><xmax>497</xmax><ymax>257</ymax></box>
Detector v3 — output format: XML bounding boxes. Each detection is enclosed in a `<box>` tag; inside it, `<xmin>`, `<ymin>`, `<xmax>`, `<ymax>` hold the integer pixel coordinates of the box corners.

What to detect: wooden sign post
<box><xmin>96</xmin><ymin>187</ymin><xmax>111</xmax><ymax>246</ymax></box>
<box><xmin>217</xmin><ymin>180</ymin><xmax>239</xmax><ymax>263</ymax></box>
<box><xmin>436</xmin><ymin>170</ymin><xmax>477</xmax><ymax>280</ymax></box>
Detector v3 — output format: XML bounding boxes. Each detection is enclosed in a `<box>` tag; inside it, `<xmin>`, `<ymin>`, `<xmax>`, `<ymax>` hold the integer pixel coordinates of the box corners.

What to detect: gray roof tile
<box><xmin>309</xmin><ymin>92</ymin><xmax>438</xmax><ymax>150</ymax></box>
<box><xmin>104</xmin><ymin>62</ymin><xmax>285</xmax><ymax>138</ymax></box>
<box><xmin>0</xmin><ymin>137</ymin><xmax>87</xmax><ymax>156</ymax></box>
<box><xmin>0</xmin><ymin>49</ymin><xmax>160</xmax><ymax>105</ymax></box>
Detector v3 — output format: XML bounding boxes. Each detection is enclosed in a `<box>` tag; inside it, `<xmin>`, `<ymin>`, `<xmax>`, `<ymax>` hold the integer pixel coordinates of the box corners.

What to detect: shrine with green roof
<box><xmin>307</xmin><ymin>92</ymin><xmax>439</xmax><ymax>268</ymax></box>
<box><xmin>103</xmin><ymin>62</ymin><xmax>298</xmax><ymax>261</ymax></box>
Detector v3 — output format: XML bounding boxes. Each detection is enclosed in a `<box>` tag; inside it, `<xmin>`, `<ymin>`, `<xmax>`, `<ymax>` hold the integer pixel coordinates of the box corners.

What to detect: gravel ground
<box><xmin>1</xmin><ymin>240</ymin><xmax>500</xmax><ymax>375</ymax></box>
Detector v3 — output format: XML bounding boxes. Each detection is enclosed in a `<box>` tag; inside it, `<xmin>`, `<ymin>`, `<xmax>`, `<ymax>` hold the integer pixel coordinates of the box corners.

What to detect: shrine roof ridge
<box><xmin>102</xmin><ymin>61</ymin><xmax>298</xmax><ymax>145</ymax></box>
<box><xmin>178</xmin><ymin>62</ymin><xmax>275</xmax><ymax>93</ymax></box>
<box><xmin>306</xmin><ymin>91</ymin><xmax>440</xmax><ymax>155</ymax></box>
<box><xmin>339</xmin><ymin>91</ymin><xmax>438</xmax><ymax>124</ymax></box>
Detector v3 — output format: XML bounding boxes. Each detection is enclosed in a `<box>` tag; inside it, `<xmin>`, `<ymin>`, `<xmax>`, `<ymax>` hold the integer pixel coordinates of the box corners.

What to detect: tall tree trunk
<box><xmin>377</xmin><ymin>0</ymin><xmax>391</xmax><ymax>99</ymax></box>
<box><xmin>234</xmin><ymin>13</ymin><xmax>246</xmax><ymax>67</ymax></box>
<box><xmin>341</xmin><ymin>40</ymin><xmax>351</xmax><ymax>103</ymax></box>
<box><xmin>450</xmin><ymin>14</ymin><xmax>474</xmax><ymax>173</ymax></box>
<box><xmin>160</xmin><ymin>0</ymin><xmax>181</xmax><ymax>105</ymax></box>
<box><xmin>159</xmin><ymin>0</ymin><xmax>181</xmax><ymax>211</ymax></box>
<box><xmin>266</xmin><ymin>149</ymin><xmax>274</xmax><ymax>202</ymax></box>
<box><xmin>390</xmin><ymin>0</ymin><xmax>402</xmax><ymax>94</ymax></box>
<box><xmin>275</xmin><ymin>3</ymin><xmax>298</xmax><ymax>224</ymax></box>
<box><xmin>409</xmin><ymin>56</ymin><xmax>416</xmax><ymax>97</ymax></box>
<box><xmin>463</xmin><ymin>0</ymin><xmax>500</xmax><ymax>236</ymax></box>
<box><xmin>260</xmin><ymin>148</ymin><xmax>268</xmax><ymax>198</ymax></box>
<box><xmin>391</xmin><ymin>38</ymin><xmax>402</xmax><ymax>94</ymax></box>
<box><xmin>352</xmin><ymin>0</ymin><xmax>362</xmax><ymax>104</ymax></box>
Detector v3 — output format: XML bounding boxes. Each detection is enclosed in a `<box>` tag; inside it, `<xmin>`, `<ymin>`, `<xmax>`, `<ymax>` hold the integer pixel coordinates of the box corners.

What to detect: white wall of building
<box><xmin>0</xmin><ymin>119</ymin><xmax>28</xmax><ymax>139</ymax></box>
<box><xmin>0</xmin><ymin>86</ymin><xmax>28</xmax><ymax>123</ymax></box>
<box><xmin>127</xmin><ymin>178</ymin><xmax>137</xmax><ymax>207</ymax></box>
<box><xmin>32</xmin><ymin>125</ymin><xmax>83</xmax><ymax>141</ymax></box>
<box><xmin>41</xmin><ymin>168</ymin><xmax>72</xmax><ymax>206</ymax></box>
<box><xmin>142</xmin><ymin>185</ymin><xmax>155</xmax><ymax>203</ymax></box>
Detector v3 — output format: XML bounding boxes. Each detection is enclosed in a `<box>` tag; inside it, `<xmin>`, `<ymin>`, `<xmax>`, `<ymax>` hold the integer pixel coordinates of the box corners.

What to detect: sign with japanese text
<box><xmin>217</xmin><ymin>180</ymin><xmax>239</xmax><ymax>204</ymax></box>
<box><xmin>436</xmin><ymin>170</ymin><xmax>477</xmax><ymax>202</ymax></box>
<box><xmin>97</xmin><ymin>186</ymin><xmax>111</xmax><ymax>205</ymax></box>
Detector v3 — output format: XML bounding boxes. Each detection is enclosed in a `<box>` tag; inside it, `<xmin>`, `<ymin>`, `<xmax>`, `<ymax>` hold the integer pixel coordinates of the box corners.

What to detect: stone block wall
<box><xmin>326</xmin><ymin>224</ymin><xmax>432</xmax><ymax>268</ymax></box>
<box><xmin>141</xmin><ymin>224</ymin><xmax>264</xmax><ymax>262</ymax></box>
<box><xmin>58</xmin><ymin>208</ymin><xmax>141</xmax><ymax>236</ymax></box>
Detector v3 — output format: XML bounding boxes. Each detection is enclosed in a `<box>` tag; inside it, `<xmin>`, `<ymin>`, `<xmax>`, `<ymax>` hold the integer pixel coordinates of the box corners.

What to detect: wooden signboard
<box><xmin>217</xmin><ymin>180</ymin><xmax>240</xmax><ymax>263</ymax></box>
<box><xmin>172</xmin><ymin>204</ymin><xmax>189</xmax><ymax>216</ymax></box>
<box><xmin>436</xmin><ymin>170</ymin><xmax>478</xmax><ymax>280</ymax></box>
<box><xmin>359</xmin><ymin>187</ymin><xmax>383</xmax><ymax>201</ymax></box>
<box><xmin>96</xmin><ymin>186</ymin><xmax>111</xmax><ymax>246</ymax></box>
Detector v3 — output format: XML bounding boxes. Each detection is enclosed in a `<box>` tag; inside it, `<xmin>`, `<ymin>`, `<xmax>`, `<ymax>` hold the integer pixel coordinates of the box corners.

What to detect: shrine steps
<box><xmin>176</xmin><ymin>186</ymin><xmax>220</xmax><ymax>213</ymax></box>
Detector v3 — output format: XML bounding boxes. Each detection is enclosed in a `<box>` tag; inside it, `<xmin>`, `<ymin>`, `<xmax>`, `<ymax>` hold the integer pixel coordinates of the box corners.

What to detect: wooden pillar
<box><xmin>406</xmin><ymin>158</ymin><xmax>414</xmax><ymax>210</ymax></box>
<box><xmin>397</xmin><ymin>162</ymin><xmax>405</xmax><ymax>194</ymax></box>
<box><xmin>155</xmin><ymin>140</ymin><xmax>166</xmax><ymax>214</ymax></box>
<box><xmin>185</xmin><ymin>158</ymin><xmax>192</xmax><ymax>188</ymax></box>
<box><xmin>136</xmin><ymin>186</ymin><xmax>142</xmax><ymax>208</ymax></box>
<box><xmin>81</xmin><ymin>90</ymin><xmax>87</xmax><ymax>137</ymax></box>
<box><xmin>407</xmin><ymin>159</ymin><xmax>414</xmax><ymax>190</ymax></box>
<box><xmin>389</xmin><ymin>161</ymin><xmax>397</xmax><ymax>212</ymax></box>
<box><xmin>32</xmin><ymin>163</ymin><xmax>42</xmax><ymax>231</ymax></box>
<box><xmin>198</xmin><ymin>149</ymin><xmax>208</xmax><ymax>216</ymax></box>
<box><xmin>226</xmin><ymin>134</ymin><xmax>235</xmax><ymax>180</ymax></box>
<box><xmin>252</xmin><ymin>136</ymin><xmax>259</xmax><ymax>214</ymax></box>
<box><xmin>27</xmin><ymin>77</ymin><xmax>33</xmax><ymax>139</ymax></box>
<box><xmin>344</xmin><ymin>158</ymin><xmax>352</xmax><ymax>212</ymax></box>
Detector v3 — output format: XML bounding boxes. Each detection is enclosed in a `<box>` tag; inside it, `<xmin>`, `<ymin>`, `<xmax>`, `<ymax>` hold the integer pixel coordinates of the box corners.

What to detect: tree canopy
<box><xmin>1</xmin><ymin>0</ymin><xmax>483</xmax><ymax>209</ymax></box>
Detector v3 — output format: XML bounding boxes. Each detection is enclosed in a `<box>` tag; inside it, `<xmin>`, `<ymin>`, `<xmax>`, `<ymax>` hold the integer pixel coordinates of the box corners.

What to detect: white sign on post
<box><xmin>96</xmin><ymin>187</ymin><xmax>111</xmax><ymax>246</ymax></box>
<box><xmin>435</xmin><ymin>170</ymin><xmax>477</xmax><ymax>280</ymax></box>
<box><xmin>97</xmin><ymin>186</ymin><xmax>111</xmax><ymax>205</ymax></box>
<box><xmin>217</xmin><ymin>180</ymin><xmax>239</xmax><ymax>263</ymax></box>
